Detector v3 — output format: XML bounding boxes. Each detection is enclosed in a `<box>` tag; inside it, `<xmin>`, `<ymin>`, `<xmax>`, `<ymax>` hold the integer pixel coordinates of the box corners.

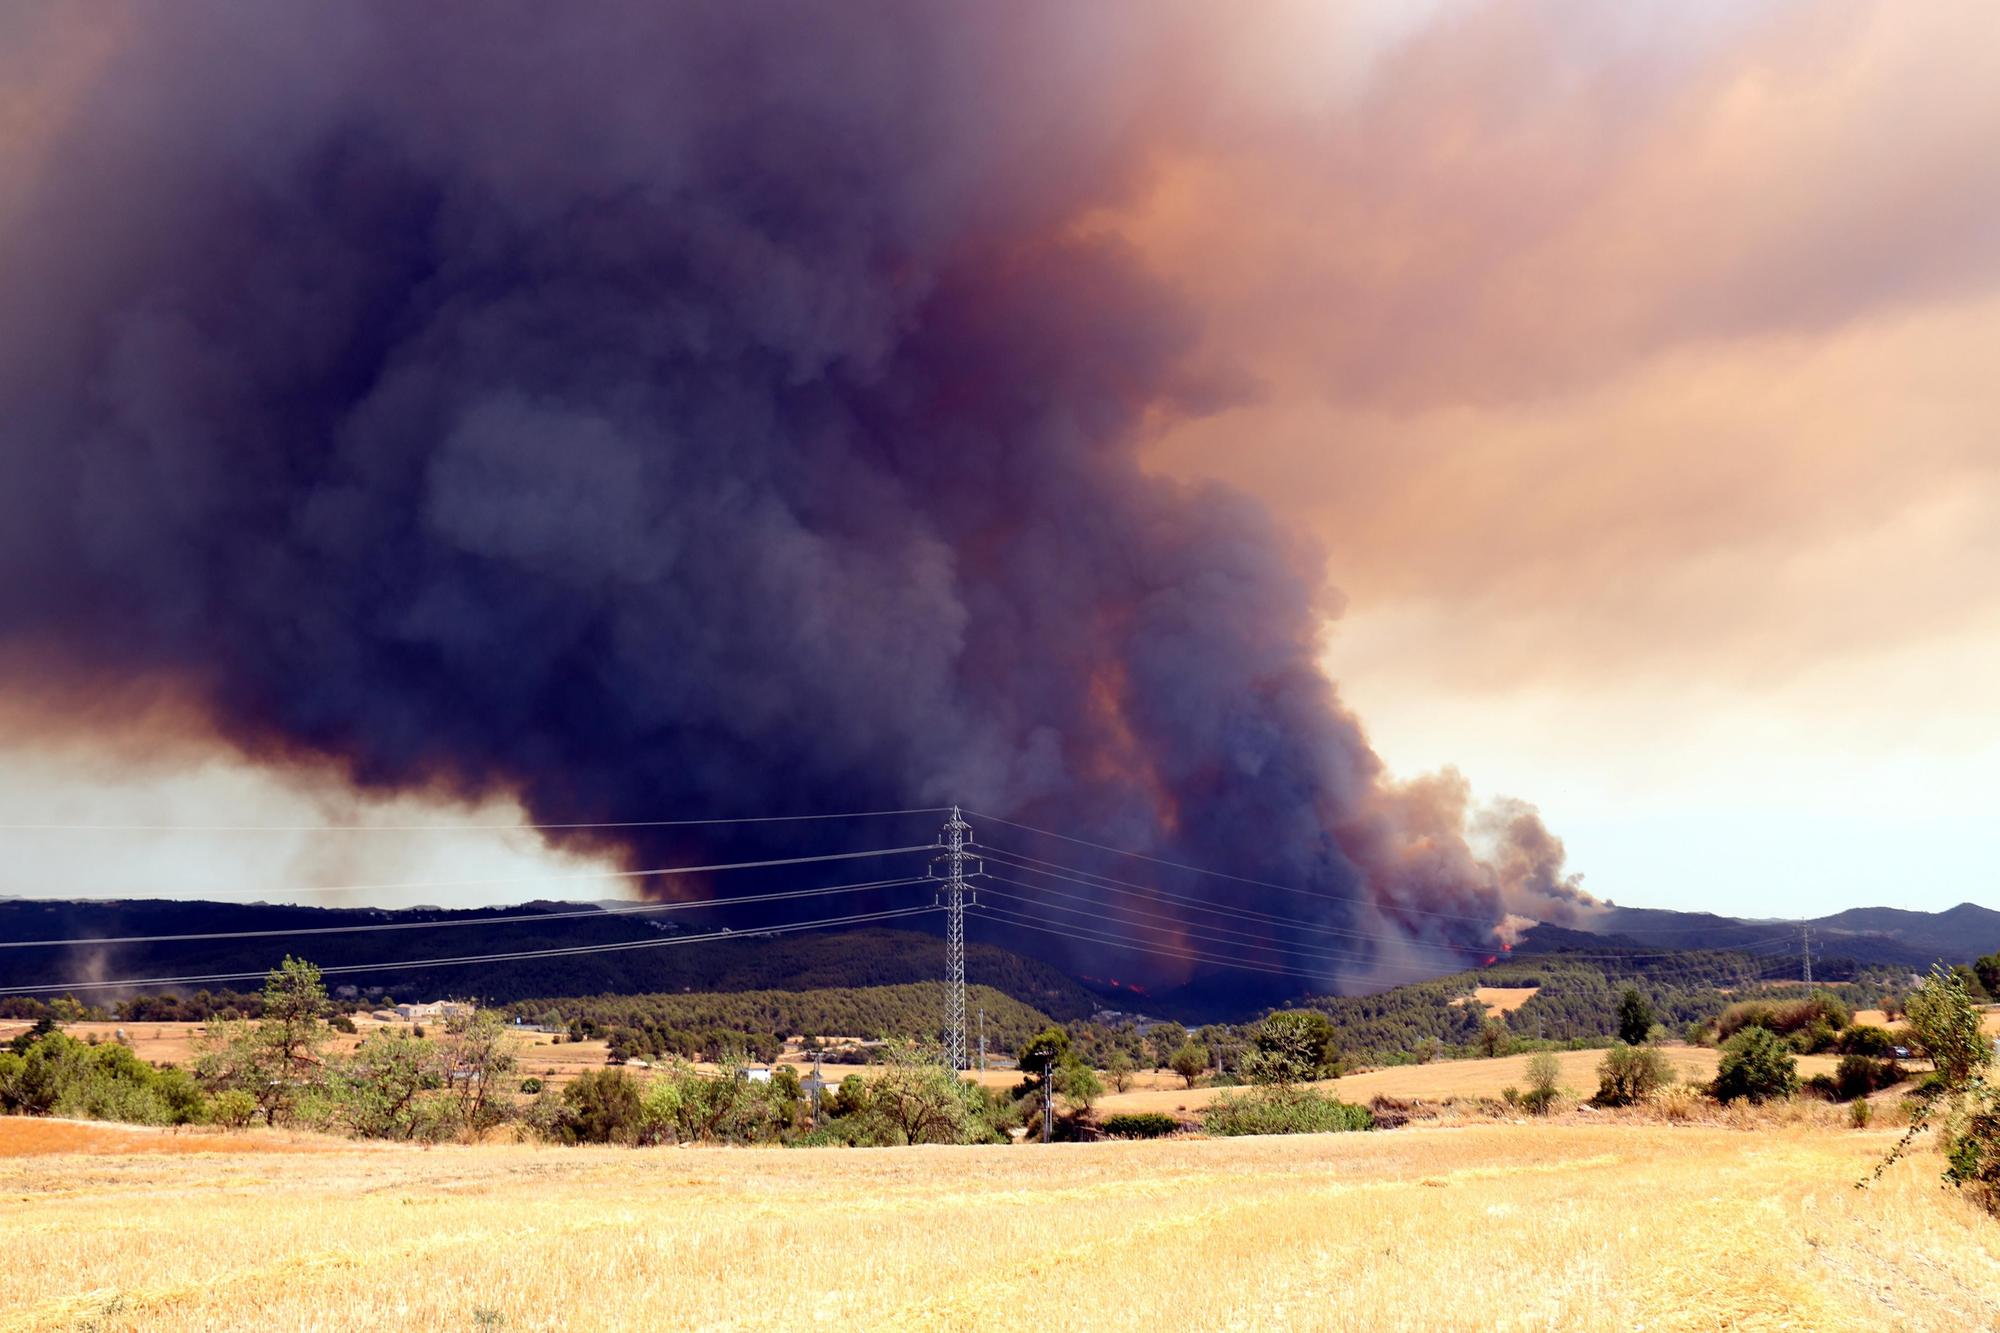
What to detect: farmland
<box><xmin>1092</xmin><ymin>1045</ymin><xmax>1844</xmax><ymax>1118</ymax></box>
<box><xmin>3</xmin><ymin>1117</ymin><xmax>1997</xmax><ymax>1331</ymax></box>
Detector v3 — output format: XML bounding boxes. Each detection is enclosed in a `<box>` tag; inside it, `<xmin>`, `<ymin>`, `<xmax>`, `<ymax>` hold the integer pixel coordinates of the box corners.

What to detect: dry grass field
<box><xmin>3</xmin><ymin>1118</ymin><xmax>1997</xmax><ymax>1331</ymax></box>
<box><xmin>1093</xmin><ymin>1045</ymin><xmax>1845</xmax><ymax>1117</ymax></box>
<box><xmin>1469</xmin><ymin>985</ymin><xmax>1540</xmax><ymax>1015</ymax></box>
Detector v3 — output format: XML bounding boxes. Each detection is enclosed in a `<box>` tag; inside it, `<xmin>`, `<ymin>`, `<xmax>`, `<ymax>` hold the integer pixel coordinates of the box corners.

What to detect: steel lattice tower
<box><xmin>934</xmin><ymin>806</ymin><xmax>978</xmax><ymax>1070</ymax></box>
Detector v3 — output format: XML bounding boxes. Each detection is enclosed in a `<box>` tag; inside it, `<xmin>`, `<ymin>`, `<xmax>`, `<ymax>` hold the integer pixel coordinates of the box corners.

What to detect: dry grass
<box><xmin>1467</xmin><ymin>985</ymin><xmax>1540</xmax><ymax>1016</ymax></box>
<box><xmin>2</xmin><ymin>1120</ymin><xmax>1997</xmax><ymax>1331</ymax></box>
<box><xmin>1093</xmin><ymin>1045</ymin><xmax>1844</xmax><ymax>1117</ymax></box>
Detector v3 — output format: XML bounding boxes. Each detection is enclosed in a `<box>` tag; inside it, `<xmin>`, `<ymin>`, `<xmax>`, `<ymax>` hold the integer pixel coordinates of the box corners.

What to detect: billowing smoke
<box><xmin>0</xmin><ymin>5</ymin><xmax>1594</xmax><ymax>999</ymax></box>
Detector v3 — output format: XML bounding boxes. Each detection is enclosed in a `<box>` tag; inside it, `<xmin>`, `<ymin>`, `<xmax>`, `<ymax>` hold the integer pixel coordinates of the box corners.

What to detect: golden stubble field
<box><xmin>3</xmin><ymin>1118</ymin><xmax>1998</xmax><ymax>1332</ymax></box>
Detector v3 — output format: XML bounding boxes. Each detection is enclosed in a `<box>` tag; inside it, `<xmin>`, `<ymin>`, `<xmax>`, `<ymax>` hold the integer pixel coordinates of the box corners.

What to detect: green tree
<box><xmin>1170</xmin><ymin>1042</ymin><xmax>1208</xmax><ymax>1089</ymax></box>
<box><xmin>1479</xmin><ymin>1019</ymin><xmax>1510</xmax><ymax>1059</ymax></box>
<box><xmin>1523</xmin><ymin>1051</ymin><xmax>1563</xmax><ymax>1114</ymax></box>
<box><xmin>1593</xmin><ymin>1043</ymin><xmax>1675</xmax><ymax>1107</ymax></box>
<box><xmin>194</xmin><ymin>956</ymin><xmax>333</xmax><ymax>1126</ymax></box>
<box><xmin>1973</xmin><ymin>953</ymin><xmax>2000</xmax><ymax>1002</ymax></box>
<box><xmin>440</xmin><ymin>1008</ymin><xmax>517</xmax><ymax>1135</ymax></box>
<box><xmin>868</xmin><ymin>1043</ymin><xmax>985</xmax><ymax>1145</ymax></box>
<box><xmin>1907</xmin><ymin>965</ymin><xmax>1993</xmax><ymax>1087</ymax></box>
<box><xmin>1616</xmin><ymin>988</ymin><xmax>1655</xmax><ymax>1046</ymax></box>
<box><xmin>1712</xmin><ymin>1027</ymin><xmax>1798</xmax><ymax>1104</ymax></box>
<box><xmin>561</xmin><ymin>1068</ymin><xmax>645</xmax><ymax>1144</ymax></box>
<box><xmin>1018</xmin><ymin>1027</ymin><xmax>1071</xmax><ymax>1088</ymax></box>
<box><xmin>333</xmin><ymin>1029</ymin><xmax>445</xmax><ymax>1139</ymax></box>
<box><xmin>1871</xmin><ymin>965</ymin><xmax>2000</xmax><ymax>1211</ymax></box>
<box><xmin>1105</xmin><ymin>1050</ymin><xmax>1135</xmax><ymax>1094</ymax></box>
<box><xmin>1057</xmin><ymin>1060</ymin><xmax>1103</xmax><ymax>1113</ymax></box>
<box><xmin>1243</xmin><ymin>1010</ymin><xmax>1340</xmax><ymax>1088</ymax></box>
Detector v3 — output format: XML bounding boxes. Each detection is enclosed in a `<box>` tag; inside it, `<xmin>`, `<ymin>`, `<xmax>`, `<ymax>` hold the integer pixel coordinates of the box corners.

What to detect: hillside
<box><xmin>1566</xmin><ymin>902</ymin><xmax>2000</xmax><ymax>970</ymax></box>
<box><xmin>0</xmin><ymin>901</ymin><xmax>1096</xmax><ymax>1019</ymax></box>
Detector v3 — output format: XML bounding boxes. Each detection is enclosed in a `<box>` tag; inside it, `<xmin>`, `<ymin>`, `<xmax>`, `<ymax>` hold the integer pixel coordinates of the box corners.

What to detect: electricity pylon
<box><xmin>933</xmin><ymin>806</ymin><xmax>979</xmax><ymax>1070</ymax></box>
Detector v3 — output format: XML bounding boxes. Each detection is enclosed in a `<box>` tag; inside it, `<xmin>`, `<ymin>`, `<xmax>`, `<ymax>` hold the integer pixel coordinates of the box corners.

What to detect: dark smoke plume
<box><xmin>0</xmin><ymin>5</ymin><xmax>1594</xmax><ymax>998</ymax></box>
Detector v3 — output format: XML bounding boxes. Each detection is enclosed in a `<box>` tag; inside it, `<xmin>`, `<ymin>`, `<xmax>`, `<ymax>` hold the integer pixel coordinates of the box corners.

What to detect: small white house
<box><xmin>738</xmin><ymin>1066</ymin><xmax>773</xmax><ymax>1084</ymax></box>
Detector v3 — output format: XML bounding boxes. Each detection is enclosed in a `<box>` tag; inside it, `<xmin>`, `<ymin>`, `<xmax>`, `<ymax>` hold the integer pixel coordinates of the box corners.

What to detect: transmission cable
<box><xmin>0</xmin><ymin>873</ymin><xmax>934</xmax><ymax>949</ymax></box>
<box><xmin>36</xmin><ymin>841</ymin><xmax>941</xmax><ymax>899</ymax></box>
<box><xmin>0</xmin><ymin>805</ymin><xmax>951</xmax><ymax>833</ymax></box>
<box><xmin>3</xmin><ymin>903</ymin><xmax>943</xmax><ymax>995</ymax></box>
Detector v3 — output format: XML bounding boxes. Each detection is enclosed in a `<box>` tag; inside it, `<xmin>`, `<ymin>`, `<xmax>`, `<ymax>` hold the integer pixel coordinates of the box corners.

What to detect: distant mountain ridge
<box><xmin>0</xmin><ymin>899</ymin><xmax>1097</xmax><ymax>1018</ymax></box>
<box><xmin>1554</xmin><ymin>901</ymin><xmax>2000</xmax><ymax>970</ymax></box>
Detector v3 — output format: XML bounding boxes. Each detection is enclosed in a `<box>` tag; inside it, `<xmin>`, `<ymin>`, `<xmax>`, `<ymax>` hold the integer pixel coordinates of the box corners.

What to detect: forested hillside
<box><xmin>0</xmin><ymin>901</ymin><xmax>1096</xmax><ymax>1018</ymax></box>
<box><xmin>515</xmin><ymin>982</ymin><xmax>1054</xmax><ymax>1061</ymax></box>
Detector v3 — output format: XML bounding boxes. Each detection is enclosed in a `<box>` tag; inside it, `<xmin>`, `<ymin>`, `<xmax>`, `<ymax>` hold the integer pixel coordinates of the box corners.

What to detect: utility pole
<box><xmin>1802</xmin><ymin>921</ymin><xmax>1813</xmax><ymax>988</ymax></box>
<box><xmin>932</xmin><ymin>806</ymin><xmax>980</xmax><ymax>1071</ymax></box>
<box><xmin>978</xmin><ymin>1006</ymin><xmax>987</xmax><ymax>1073</ymax></box>
<box><xmin>1042</xmin><ymin>1052</ymin><xmax>1055</xmax><ymax>1144</ymax></box>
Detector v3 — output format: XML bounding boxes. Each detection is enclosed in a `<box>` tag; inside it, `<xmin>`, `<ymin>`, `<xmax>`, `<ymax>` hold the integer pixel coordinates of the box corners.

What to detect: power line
<box><xmin>978</xmin><ymin>851</ymin><xmax>1797</xmax><ymax>965</ymax></box>
<box><xmin>973</xmin><ymin>877</ymin><xmax>1425</xmax><ymax>969</ymax></box>
<box><xmin>0</xmin><ymin>805</ymin><xmax>950</xmax><ymax>833</ymax></box>
<box><xmin>0</xmin><ymin>874</ymin><xmax>934</xmax><ymax>949</ymax></box>
<box><xmin>18</xmin><ymin>841</ymin><xmax>942</xmax><ymax>899</ymax></box>
<box><xmin>2</xmin><ymin>903</ymin><xmax>943</xmax><ymax>995</ymax></box>
<box><xmin>978</xmin><ymin>845</ymin><xmax>1423</xmax><ymax>941</ymax></box>
<box><xmin>967</xmin><ymin>903</ymin><xmax>1323</xmax><ymax>980</ymax></box>
<box><xmin>968</xmin><ymin>809</ymin><xmax>1618</xmax><ymax>934</ymax></box>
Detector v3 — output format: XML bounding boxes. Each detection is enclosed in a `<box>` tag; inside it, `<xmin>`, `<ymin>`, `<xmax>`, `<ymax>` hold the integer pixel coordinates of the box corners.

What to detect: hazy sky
<box><xmin>2</xmin><ymin>1</ymin><xmax>1994</xmax><ymax>921</ymax></box>
<box><xmin>1124</xmin><ymin>0</ymin><xmax>2000</xmax><ymax>917</ymax></box>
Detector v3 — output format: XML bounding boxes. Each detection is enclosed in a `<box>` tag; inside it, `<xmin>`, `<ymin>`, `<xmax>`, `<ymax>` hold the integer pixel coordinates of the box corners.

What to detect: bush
<box><xmin>1202</xmin><ymin>1087</ymin><xmax>1372</xmax><ymax>1137</ymax></box>
<box><xmin>1788</xmin><ymin>1020</ymin><xmax>1840</xmax><ymax>1055</ymax></box>
<box><xmin>1242</xmin><ymin>1011</ymin><xmax>1341</xmax><ymax>1086</ymax></box>
<box><xmin>1593</xmin><ymin>1043</ymin><xmax>1676</xmax><ymax>1107</ymax></box>
<box><xmin>1101</xmin><ymin>1112</ymin><xmax>1179</xmax><ymax>1139</ymax></box>
<box><xmin>1169</xmin><ymin>1042</ymin><xmax>1208</xmax><ymax>1089</ymax></box>
<box><xmin>1849</xmin><ymin>1098</ymin><xmax>1873</xmax><ymax>1129</ymax></box>
<box><xmin>206</xmin><ymin>1088</ymin><xmax>258</xmax><ymax>1129</ymax></box>
<box><xmin>1522</xmin><ymin>1051</ymin><xmax>1562</xmax><ymax>1115</ymax></box>
<box><xmin>0</xmin><ymin>1030</ymin><xmax>210</xmax><ymax>1126</ymax></box>
<box><xmin>1712</xmin><ymin>1028</ymin><xmax>1798</xmax><ymax>1104</ymax></box>
<box><xmin>1836</xmin><ymin>1025</ymin><xmax>1897</xmax><ymax>1058</ymax></box>
<box><xmin>1833</xmin><ymin>1054</ymin><xmax>1906</xmax><ymax>1102</ymax></box>
<box><xmin>1714</xmin><ymin>993</ymin><xmax>1852</xmax><ymax>1044</ymax></box>
<box><xmin>560</xmin><ymin>1068</ymin><xmax>645</xmax><ymax>1144</ymax></box>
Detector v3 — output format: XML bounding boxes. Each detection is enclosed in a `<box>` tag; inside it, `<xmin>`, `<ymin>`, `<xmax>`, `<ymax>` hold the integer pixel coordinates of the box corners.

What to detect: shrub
<box><xmin>1169</xmin><ymin>1042</ymin><xmax>1208</xmax><ymax>1089</ymax></box>
<box><xmin>1836</xmin><ymin>1025</ymin><xmax>1897</xmax><ymax>1058</ymax></box>
<box><xmin>1522</xmin><ymin>1051</ymin><xmax>1562</xmax><ymax>1115</ymax></box>
<box><xmin>1833</xmin><ymin>1054</ymin><xmax>1906</xmax><ymax>1102</ymax></box>
<box><xmin>1056</xmin><ymin>1060</ymin><xmax>1103</xmax><ymax>1113</ymax></box>
<box><xmin>1714</xmin><ymin>993</ymin><xmax>1851</xmax><ymax>1044</ymax></box>
<box><xmin>1906</xmin><ymin>966</ymin><xmax>1993</xmax><ymax>1087</ymax></box>
<box><xmin>207</xmin><ymin>1088</ymin><xmax>258</xmax><ymax>1128</ymax></box>
<box><xmin>1201</xmin><ymin>1087</ymin><xmax>1372</xmax><ymax>1137</ymax></box>
<box><xmin>1593</xmin><ymin>1043</ymin><xmax>1676</xmax><ymax>1107</ymax></box>
<box><xmin>1849</xmin><ymin>1098</ymin><xmax>1873</xmax><ymax>1129</ymax></box>
<box><xmin>1712</xmin><ymin>1028</ymin><xmax>1798</xmax><ymax>1104</ymax></box>
<box><xmin>1242</xmin><ymin>1011</ymin><xmax>1341</xmax><ymax>1087</ymax></box>
<box><xmin>1872</xmin><ymin>966</ymin><xmax>2000</xmax><ymax>1213</ymax></box>
<box><xmin>519</xmin><ymin>1077</ymin><xmax>543</xmax><ymax>1094</ymax></box>
<box><xmin>1788</xmin><ymin>1020</ymin><xmax>1840</xmax><ymax>1055</ymax></box>
<box><xmin>1655</xmin><ymin>1085</ymin><xmax>1704</xmax><ymax>1123</ymax></box>
<box><xmin>560</xmin><ymin>1068</ymin><xmax>645</xmax><ymax>1144</ymax></box>
<box><xmin>1101</xmin><ymin>1112</ymin><xmax>1179</xmax><ymax>1139</ymax></box>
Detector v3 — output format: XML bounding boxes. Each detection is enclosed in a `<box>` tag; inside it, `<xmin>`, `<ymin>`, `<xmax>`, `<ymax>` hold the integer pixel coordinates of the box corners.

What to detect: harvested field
<box><xmin>2</xmin><ymin>1121</ymin><xmax>1996</xmax><ymax>1330</ymax></box>
<box><xmin>0</xmin><ymin>1118</ymin><xmax>328</xmax><ymax>1158</ymax></box>
<box><xmin>1092</xmin><ymin>1045</ymin><xmax>1844</xmax><ymax>1117</ymax></box>
<box><xmin>1468</xmin><ymin>985</ymin><xmax>1539</xmax><ymax>1016</ymax></box>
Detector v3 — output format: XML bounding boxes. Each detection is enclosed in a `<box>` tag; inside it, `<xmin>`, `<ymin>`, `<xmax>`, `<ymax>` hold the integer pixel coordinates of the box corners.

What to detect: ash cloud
<box><xmin>0</xmin><ymin>4</ymin><xmax>1591</xmax><ymax>997</ymax></box>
